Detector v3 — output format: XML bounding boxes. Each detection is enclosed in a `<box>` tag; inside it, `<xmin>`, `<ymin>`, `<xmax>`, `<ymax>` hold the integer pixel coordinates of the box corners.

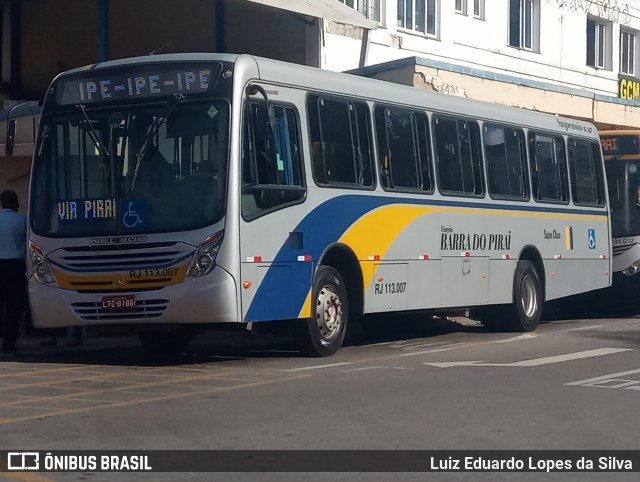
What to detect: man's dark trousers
<box><xmin>0</xmin><ymin>259</ymin><xmax>26</xmax><ymax>352</ymax></box>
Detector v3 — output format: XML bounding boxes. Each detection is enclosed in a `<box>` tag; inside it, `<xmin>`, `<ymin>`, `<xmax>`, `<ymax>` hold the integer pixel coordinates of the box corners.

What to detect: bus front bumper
<box><xmin>613</xmin><ymin>243</ymin><xmax>640</xmax><ymax>276</ymax></box>
<box><xmin>28</xmin><ymin>266</ymin><xmax>239</xmax><ymax>329</ymax></box>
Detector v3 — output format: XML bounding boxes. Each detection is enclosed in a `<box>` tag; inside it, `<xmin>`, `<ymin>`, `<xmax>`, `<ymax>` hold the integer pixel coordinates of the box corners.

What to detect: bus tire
<box><xmin>294</xmin><ymin>266</ymin><xmax>348</xmax><ymax>357</ymax></box>
<box><xmin>508</xmin><ymin>260</ymin><xmax>543</xmax><ymax>332</ymax></box>
<box><xmin>138</xmin><ymin>330</ymin><xmax>194</xmax><ymax>354</ymax></box>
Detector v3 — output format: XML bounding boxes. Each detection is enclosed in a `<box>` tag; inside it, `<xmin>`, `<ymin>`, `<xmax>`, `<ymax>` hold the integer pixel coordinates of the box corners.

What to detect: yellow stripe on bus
<box><xmin>296</xmin><ymin>204</ymin><xmax>607</xmax><ymax>319</ymax></box>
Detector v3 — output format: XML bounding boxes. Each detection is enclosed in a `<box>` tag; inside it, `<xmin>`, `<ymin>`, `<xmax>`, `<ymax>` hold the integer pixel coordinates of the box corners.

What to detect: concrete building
<box><xmin>329</xmin><ymin>1</ymin><xmax>640</xmax><ymax>130</ymax></box>
<box><xmin>3</xmin><ymin>0</ymin><xmax>640</xmax><ymax>211</ymax></box>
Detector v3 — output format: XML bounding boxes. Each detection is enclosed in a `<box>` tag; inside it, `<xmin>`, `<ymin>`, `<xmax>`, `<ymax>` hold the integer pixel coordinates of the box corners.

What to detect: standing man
<box><xmin>0</xmin><ymin>189</ymin><xmax>27</xmax><ymax>356</ymax></box>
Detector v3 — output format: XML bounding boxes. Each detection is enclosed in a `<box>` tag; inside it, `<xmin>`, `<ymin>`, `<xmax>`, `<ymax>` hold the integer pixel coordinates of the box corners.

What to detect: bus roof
<box><xmin>57</xmin><ymin>53</ymin><xmax>598</xmax><ymax>140</ymax></box>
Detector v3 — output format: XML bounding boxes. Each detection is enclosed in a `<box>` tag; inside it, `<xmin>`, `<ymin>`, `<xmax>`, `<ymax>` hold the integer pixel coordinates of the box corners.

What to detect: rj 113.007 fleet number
<box><xmin>129</xmin><ymin>268</ymin><xmax>178</xmax><ymax>279</ymax></box>
<box><xmin>374</xmin><ymin>282</ymin><xmax>407</xmax><ymax>295</ymax></box>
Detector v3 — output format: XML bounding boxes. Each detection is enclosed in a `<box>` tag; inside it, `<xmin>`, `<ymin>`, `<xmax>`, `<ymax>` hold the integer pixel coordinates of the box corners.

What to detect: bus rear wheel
<box><xmin>294</xmin><ymin>266</ymin><xmax>348</xmax><ymax>357</ymax></box>
<box><xmin>508</xmin><ymin>260</ymin><xmax>542</xmax><ymax>332</ymax></box>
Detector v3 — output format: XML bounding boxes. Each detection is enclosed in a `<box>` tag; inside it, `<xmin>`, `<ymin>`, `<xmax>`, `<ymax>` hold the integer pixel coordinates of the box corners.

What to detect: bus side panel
<box><xmin>366</xmin><ymin>263</ymin><xmax>409</xmax><ymax>311</ymax></box>
<box><xmin>488</xmin><ymin>259</ymin><xmax>517</xmax><ymax>304</ymax></box>
<box><xmin>543</xmin><ymin>217</ymin><xmax>610</xmax><ymax>300</ymax></box>
<box><xmin>440</xmin><ymin>256</ymin><xmax>490</xmax><ymax>307</ymax></box>
<box><xmin>544</xmin><ymin>259</ymin><xmax>610</xmax><ymax>301</ymax></box>
<box><xmin>407</xmin><ymin>260</ymin><xmax>442</xmax><ymax>311</ymax></box>
<box><xmin>353</xmin><ymin>205</ymin><xmax>441</xmax><ymax>313</ymax></box>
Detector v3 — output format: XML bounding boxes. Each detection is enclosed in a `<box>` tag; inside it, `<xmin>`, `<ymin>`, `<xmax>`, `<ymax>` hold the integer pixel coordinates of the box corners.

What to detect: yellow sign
<box><xmin>619</xmin><ymin>77</ymin><xmax>640</xmax><ymax>100</ymax></box>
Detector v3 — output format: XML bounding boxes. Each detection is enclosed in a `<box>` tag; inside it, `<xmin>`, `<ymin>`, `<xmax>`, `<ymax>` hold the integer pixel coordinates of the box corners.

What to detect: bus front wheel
<box><xmin>294</xmin><ymin>266</ymin><xmax>348</xmax><ymax>357</ymax></box>
<box><xmin>509</xmin><ymin>260</ymin><xmax>543</xmax><ymax>332</ymax></box>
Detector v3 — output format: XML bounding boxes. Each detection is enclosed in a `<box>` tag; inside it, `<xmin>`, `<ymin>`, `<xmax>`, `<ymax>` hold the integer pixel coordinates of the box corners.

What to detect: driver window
<box><xmin>242</xmin><ymin>101</ymin><xmax>305</xmax><ymax>220</ymax></box>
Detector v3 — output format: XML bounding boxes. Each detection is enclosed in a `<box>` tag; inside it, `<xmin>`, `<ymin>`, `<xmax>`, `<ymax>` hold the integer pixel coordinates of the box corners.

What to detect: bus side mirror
<box><xmin>5</xmin><ymin>119</ymin><xmax>16</xmax><ymax>155</ymax></box>
<box><xmin>246</xmin><ymin>84</ymin><xmax>276</xmax><ymax>138</ymax></box>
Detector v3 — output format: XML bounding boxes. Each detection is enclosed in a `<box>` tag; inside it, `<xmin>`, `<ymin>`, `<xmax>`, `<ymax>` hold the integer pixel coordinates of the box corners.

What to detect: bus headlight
<box><xmin>188</xmin><ymin>231</ymin><xmax>223</xmax><ymax>277</ymax></box>
<box><xmin>29</xmin><ymin>242</ymin><xmax>58</xmax><ymax>285</ymax></box>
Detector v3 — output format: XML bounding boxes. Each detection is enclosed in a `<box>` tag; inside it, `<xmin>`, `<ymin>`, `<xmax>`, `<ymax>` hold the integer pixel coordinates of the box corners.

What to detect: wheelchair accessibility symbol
<box><xmin>121</xmin><ymin>200</ymin><xmax>147</xmax><ymax>229</ymax></box>
<box><xmin>588</xmin><ymin>229</ymin><xmax>596</xmax><ymax>249</ymax></box>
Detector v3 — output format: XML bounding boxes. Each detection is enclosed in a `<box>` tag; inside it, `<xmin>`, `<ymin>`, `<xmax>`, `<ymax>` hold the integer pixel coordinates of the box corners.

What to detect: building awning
<box><xmin>242</xmin><ymin>0</ymin><xmax>378</xmax><ymax>29</ymax></box>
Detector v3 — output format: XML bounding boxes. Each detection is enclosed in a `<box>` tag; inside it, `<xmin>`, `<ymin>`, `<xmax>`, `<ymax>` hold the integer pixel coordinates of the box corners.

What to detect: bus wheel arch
<box><xmin>319</xmin><ymin>244</ymin><xmax>364</xmax><ymax>319</ymax></box>
<box><xmin>517</xmin><ymin>246</ymin><xmax>546</xmax><ymax>302</ymax></box>
<box><xmin>294</xmin><ymin>265</ymin><xmax>348</xmax><ymax>356</ymax></box>
<box><xmin>293</xmin><ymin>244</ymin><xmax>362</xmax><ymax>356</ymax></box>
<box><xmin>510</xmin><ymin>247</ymin><xmax>545</xmax><ymax>332</ymax></box>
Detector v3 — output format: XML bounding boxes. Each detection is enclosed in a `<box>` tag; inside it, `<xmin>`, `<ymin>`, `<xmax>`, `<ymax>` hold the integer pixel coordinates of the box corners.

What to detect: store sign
<box><xmin>618</xmin><ymin>75</ymin><xmax>640</xmax><ymax>101</ymax></box>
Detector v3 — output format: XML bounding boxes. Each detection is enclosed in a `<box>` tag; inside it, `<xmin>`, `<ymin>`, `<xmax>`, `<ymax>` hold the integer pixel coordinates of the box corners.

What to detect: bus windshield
<box><xmin>606</xmin><ymin>159</ymin><xmax>640</xmax><ymax>238</ymax></box>
<box><xmin>31</xmin><ymin>98</ymin><xmax>229</xmax><ymax>237</ymax></box>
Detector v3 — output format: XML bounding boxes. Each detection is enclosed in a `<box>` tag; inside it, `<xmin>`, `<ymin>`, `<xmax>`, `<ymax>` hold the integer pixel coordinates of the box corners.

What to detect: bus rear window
<box><xmin>568</xmin><ymin>139</ymin><xmax>605</xmax><ymax>206</ymax></box>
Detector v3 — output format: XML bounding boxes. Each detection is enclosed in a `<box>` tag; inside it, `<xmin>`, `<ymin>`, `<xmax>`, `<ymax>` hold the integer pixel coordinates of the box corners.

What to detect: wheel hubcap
<box><xmin>316</xmin><ymin>285</ymin><xmax>343</xmax><ymax>340</ymax></box>
<box><xmin>520</xmin><ymin>274</ymin><xmax>537</xmax><ymax>318</ymax></box>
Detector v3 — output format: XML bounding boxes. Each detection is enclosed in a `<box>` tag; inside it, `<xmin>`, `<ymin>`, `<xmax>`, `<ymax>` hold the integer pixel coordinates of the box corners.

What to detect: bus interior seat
<box><xmin>312</xmin><ymin>141</ymin><xmax>332</xmax><ymax>181</ymax></box>
<box><xmin>172</xmin><ymin>173</ymin><xmax>219</xmax><ymax>222</ymax></box>
<box><xmin>196</xmin><ymin>160</ymin><xmax>218</xmax><ymax>177</ymax></box>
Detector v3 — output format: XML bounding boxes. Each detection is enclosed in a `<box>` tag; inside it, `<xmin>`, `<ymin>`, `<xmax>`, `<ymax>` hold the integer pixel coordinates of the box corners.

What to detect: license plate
<box><xmin>101</xmin><ymin>294</ymin><xmax>136</xmax><ymax>311</ymax></box>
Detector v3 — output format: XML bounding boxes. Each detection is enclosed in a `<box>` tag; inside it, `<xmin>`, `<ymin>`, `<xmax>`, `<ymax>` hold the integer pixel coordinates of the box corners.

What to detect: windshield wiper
<box><xmin>75</xmin><ymin>104</ymin><xmax>110</xmax><ymax>157</ymax></box>
<box><xmin>131</xmin><ymin>93</ymin><xmax>184</xmax><ymax>190</ymax></box>
<box><xmin>36</xmin><ymin>123</ymin><xmax>51</xmax><ymax>157</ymax></box>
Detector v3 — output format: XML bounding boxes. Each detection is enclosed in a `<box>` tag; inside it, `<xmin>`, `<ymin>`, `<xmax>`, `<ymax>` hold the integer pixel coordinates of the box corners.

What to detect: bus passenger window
<box><xmin>529</xmin><ymin>133</ymin><xmax>569</xmax><ymax>203</ymax></box>
<box><xmin>568</xmin><ymin>139</ymin><xmax>604</xmax><ymax>206</ymax></box>
<box><xmin>374</xmin><ymin>106</ymin><xmax>432</xmax><ymax>192</ymax></box>
<box><xmin>434</xmin><ymin>116</ymin><xmax>484</xmax><ymax>196</ymax></box>
<box><xmin>483</xmin><ymin>125</ymin><xmax>527</xmax><ymax>199</ymax></box>
<box><xmin>241</xmin><ymin>101</ymin><xmax>305</xmax><ymax>220</ymax></box>
<box><xmin>307</xmin><ymin>95</ymin><xmax>374</xmax><ymax>188</ymax></box>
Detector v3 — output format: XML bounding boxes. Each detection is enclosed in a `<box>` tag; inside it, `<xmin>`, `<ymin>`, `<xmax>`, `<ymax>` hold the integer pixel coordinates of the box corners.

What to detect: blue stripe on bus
<box><xmin>244</xmin><ymin>194</ymin><xmax>607</xmax><ymax>321</ymax></box>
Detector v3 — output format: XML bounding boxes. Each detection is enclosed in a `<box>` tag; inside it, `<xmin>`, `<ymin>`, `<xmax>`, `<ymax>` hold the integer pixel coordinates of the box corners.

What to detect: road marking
<box><xmin>0</xmin><ymin>365</ymin><xmax>307</xmax><ymax>425</ymax></box>
<box><xmin>567</xmin><ymin>325</ymin><xmax>603</xmax><ymax>331</ymax></box>
<box><xmin>340</xmin><ymin>366</ymin><xmax>384</xmax><ymax>372</ymax></box>
<box><xmin>398</xmin><ymin>342</ymin><xmax>469</xmax><ymax>357</ymax></box>
<box><xmin>285</xmin><ymin>362</ymin><xmax>352</xmax><ymax>372</ymax></box>
<box><xmin>0</xmin><ymin>459</ymin><xmax>55</xmax><ymax>482</ymax></box>
<box><xmin>566</xmin><ymin>368</ymin><xmax>640</xmax><ymax>389</ymax></box>
<box><xmin>340</xmin><ymin>366</ymin><xmax>414</xmax><ymax>373</ymax></box>
<box><xmin>489</xmin><ymin>334</ymin><xmax>538</xmax><ymax>343</ymax></box>
<box><xmin>374</xmin><ymin>340</ymin><xmax>446</xmax><ymax>349</ymax></box>
<box><xmin>424</xmin><ymin>348</ymin><xmax>632</xmax><ymax>368</ymax></box>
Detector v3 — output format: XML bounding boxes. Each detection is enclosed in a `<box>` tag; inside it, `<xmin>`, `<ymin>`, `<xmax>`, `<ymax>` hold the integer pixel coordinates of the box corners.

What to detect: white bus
<box><xmin>593</xmin><ymin>129</ymin><xmax>640</xmax><ymax>306</ymax></box>
<box><xmin>599</xmin><ymin>130</ymin><xmax>640</xmax><ymax>278</ymax></box>
<box><xmin>28</xmin><ymin>53</ymin><xmax>611</xmax><ymax>356</ymax></box>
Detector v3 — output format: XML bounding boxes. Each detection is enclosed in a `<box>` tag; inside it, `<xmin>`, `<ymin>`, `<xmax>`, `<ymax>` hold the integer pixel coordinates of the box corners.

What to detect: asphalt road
<box><xmin>0</xmin><ymin>307</ymin><xmax>639</xmax><ymax>482</ymax></box>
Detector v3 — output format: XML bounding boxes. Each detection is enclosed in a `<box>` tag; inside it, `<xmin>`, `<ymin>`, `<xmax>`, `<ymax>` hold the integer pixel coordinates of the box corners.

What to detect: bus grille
<box><xmin>71</xmin><ymin>299</ymin><xmax>169</xmax><ymax>321</ymax></box>
<box><xmin>49</xmin><ymin>242</ymin><xmax>194</xmax><ymax>271</ymax></box>
<box><xmin>613</xmin><ymin>244</ymin><xmax>634</xmax><ymax>257</ymax></box>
